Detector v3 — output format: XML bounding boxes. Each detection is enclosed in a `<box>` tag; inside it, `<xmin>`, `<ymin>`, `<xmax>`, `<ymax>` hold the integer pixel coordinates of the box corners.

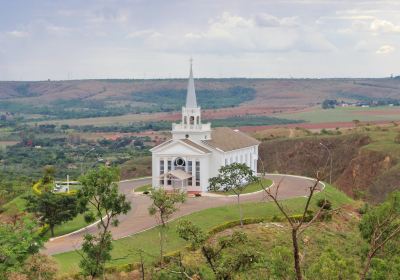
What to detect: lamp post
<box><xmin>319</xmin><ymin>142</ymin><xmax>332</xmax><ymax>184</ymax></box>
<box><xmin>80</xmin><ymin>147</ymin><xmax>96</xmax><ymax>174</ymax></box>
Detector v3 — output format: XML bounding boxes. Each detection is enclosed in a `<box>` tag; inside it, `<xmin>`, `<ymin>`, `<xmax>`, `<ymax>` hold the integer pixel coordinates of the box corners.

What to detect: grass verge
<box><xmin>53</xmin><ymin>184</ymin><xmax>353</xmax><ymax>275</ymax></box>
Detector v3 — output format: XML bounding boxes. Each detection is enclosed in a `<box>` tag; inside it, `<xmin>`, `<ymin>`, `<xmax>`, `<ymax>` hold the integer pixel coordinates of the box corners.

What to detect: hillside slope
<box><xmin>259</xmin><ymin>126</ymin><xmax>400</xmax><ymax>203</ymax></box>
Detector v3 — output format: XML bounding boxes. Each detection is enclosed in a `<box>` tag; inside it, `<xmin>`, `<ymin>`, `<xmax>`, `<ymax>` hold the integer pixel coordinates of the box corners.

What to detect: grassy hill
<box><xmin>2</xmin><ymin>78</ymin><xmax>400</xmax><ymax>123</ymax></box>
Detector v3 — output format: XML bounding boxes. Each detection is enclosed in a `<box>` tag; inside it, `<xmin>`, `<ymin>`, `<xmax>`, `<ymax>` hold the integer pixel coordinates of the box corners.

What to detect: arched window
<box><xmin>174</xmin><ymin>157</ymin><xmax>186</xmax><ymax>171</ymax></box>
<box><xmin>190</xmin><ymin>116</ymin><xmax>194</xmax><ymax>125</ymax></box>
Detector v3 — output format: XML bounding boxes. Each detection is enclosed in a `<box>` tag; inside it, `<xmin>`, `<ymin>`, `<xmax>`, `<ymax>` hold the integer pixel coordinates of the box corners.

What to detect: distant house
<box><xmin>150</xmin><ymin>62</ymin><xmax>260</xmax><ymax>193</ymax></box>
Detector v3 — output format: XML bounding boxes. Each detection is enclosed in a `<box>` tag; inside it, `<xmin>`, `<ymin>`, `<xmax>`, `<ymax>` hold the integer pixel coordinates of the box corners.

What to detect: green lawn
<box><xmin>3</xmin><ymin>193</ymin><xmax>95</xmax><ymax>238</ymax></box>
<box><xmin>134</xmin><ymin>184</ymin><xmax>152</xmax><ymax>192</ymax></box>
<box><xmin>53</xmin><ymin>184</ymin><xmax>353</xmax><ymax>275</ymax></box>
<box><xmin>211</xmin><ymin>178</ymin><xmax>272</xmax><ymax>195</ymax></box>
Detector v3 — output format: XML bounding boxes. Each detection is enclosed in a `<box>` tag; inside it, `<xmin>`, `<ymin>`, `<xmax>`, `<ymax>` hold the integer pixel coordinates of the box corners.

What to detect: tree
<box><xmin>25</xmin><ymin>191</ymin><xmax>79</xmax><ymax>237</ymax></box>
<box><xmin>0</xmin><ymin>220</ymin><xmax>43</xmax><ymax>279</ymax></box>
<box><xmin>42</xmin><ymin>166</ymin><xmax>55</xmax><ymax>185</ymax></box>
<box><xmin>209</xmin><ymin>163</ymin><xmax>257</xmax><ymax>227</ymax></box>
<box><xmin>177</xmin><ymin>220</ymin><xmax>258</xmax><ymax>279</ymax></box>
<box><xmin>258</xmin><ymin>171</ymin><xmax>328</xmax><ymax>280</ymax></box>
<box><xmin>148</xmin><ymin>188</ymin><xmax>186</xmax><ymax>264</ymax></box>
<box><xmin>359</xmin><ymin>191</ymin><xmax>400</xmax><ymax>280</ymax></box>
<box><xmin>77</xmin><ymin>166</ymin><xmax>131</xmax><ymax>278</ymax></box>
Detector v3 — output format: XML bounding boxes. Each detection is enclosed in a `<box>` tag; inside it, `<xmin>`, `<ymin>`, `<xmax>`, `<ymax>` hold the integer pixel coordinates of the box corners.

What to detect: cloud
<box><xmin>6</xmin><ymin>30</ymin><xmax>29</xmax><ymax>38</ymax></box>
<box><xmin>376</xmin><ymin>45</ymin><xmax>395</xmax><ymax>54</ymax></box>
<box><xmin>370</xmin><ymin>19</ymin><xmax>400</xmax><ymax>33</ymax></box>
<box><xmin>133</xmin><ymin>12</ymin><xmax>334</xmax><ymax>54</ymax></box>
<box><xmin>254</xmin><ymin>13</ymin><xmax>299</xmax><ymax>27</ymax></box>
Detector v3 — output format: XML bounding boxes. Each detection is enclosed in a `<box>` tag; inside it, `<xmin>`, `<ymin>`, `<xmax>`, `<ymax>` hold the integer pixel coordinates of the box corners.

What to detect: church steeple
<box><xmin>171</xmin><ymin>59</ymin><xmax>211</xmax><ymax>141</ymax></box>
<box><xmin>186</xmin><ymin>58</ymin><xmax>198</xmax><ymax>108</ymax></box>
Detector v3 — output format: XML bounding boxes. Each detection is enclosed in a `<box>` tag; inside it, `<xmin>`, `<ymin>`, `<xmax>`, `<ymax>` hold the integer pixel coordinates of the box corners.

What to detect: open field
<box><xmin>276</xmin><ymin>106</ymin><xmax>400</xmax><ymax>124</ymax></box>
<box><xmin>53</xmin><ymin>184</ymin><xmax>352</xmax><ymax>274</ymax></box>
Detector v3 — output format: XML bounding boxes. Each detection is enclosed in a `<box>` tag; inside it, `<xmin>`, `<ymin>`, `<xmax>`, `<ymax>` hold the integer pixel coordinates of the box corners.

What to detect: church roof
<box><xmin>150</xmin><ymin>138</ymin><xmax>211</xmax><ymax>154</ymax></box>
<box><xmin>186</xmin><ymin>60</ymin><xmax>198</xmax><ymax>108</ymax></box>
<box><xmin>181</xmin><ymin>138</ymin><xmax>211</xmax><ymax>153</ymax></box>
<box><xmin>202</xmin><ymin>127</ymin><xmax>260</xmax><ymax>152</ymax></box>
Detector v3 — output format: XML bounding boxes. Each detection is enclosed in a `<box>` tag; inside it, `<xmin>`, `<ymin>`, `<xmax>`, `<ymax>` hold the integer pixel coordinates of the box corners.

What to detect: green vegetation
<box><xmin>135</xmin><ymin>184</ymin><xmax>152</xmax><ymax>192</ymax></box>
<box><xmin>210</xmin><ymin>178</ymin><xmax>272</xmax><ymax>195</ymax></box>
<box><xmin>53</xmin><ymin>184</ymin><xmax>351</xmax><ymax>273</ymax></box>
<box><xmin>131</xmin><ymin>86</ymin><xmax>256</xmax><ymax>111</ymax></box>
<box><xmin>77</xmin><ymin>166</ymin><xmax>131</xmax><ymax>278</ymax></box>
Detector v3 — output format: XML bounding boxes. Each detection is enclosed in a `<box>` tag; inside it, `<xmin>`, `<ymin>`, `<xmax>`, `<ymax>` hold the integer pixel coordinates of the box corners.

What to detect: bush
<box><xmin>358</xmin><ymin>203</ymin><xmax>369</xmax><ymax>215</ymax></box>
<box><xmin>288</xmin><ymin>213</ymin><xmax>313</xmax><ymax>223</ymax></box>
<box><xmin>194</xmin><ymin>193</ymin><xmax>201</xmax><ymax>197</ymax></box>
<box><xmin>208</xmin><ymin>218</ymin><xmax>264</xmax><ymax>235</ymax></box>
<box><xmin>271</xmin><ymin>215</ymin><xmax>283</xmax><ymax>222</ymax></box>
<box><xmin>163</xmin><ymin>250</ymin><xmax>181</xmax><ymax>263</ymax></box>
<box><xmin>104</xmin><ymin>263</ymin><xmax>139</xmax><ymax>273</ymax></box>
<box><xmin>316</xmin><ymin>198</ymin><xmax>332</xmax><ymax>210</ymax></box>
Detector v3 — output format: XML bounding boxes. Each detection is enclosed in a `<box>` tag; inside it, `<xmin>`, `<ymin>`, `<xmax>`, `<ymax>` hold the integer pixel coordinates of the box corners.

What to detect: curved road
<box><xmin>43</xmin><ymin>174</ymin><xmax>323</xmax><ymax>255</ymax></box>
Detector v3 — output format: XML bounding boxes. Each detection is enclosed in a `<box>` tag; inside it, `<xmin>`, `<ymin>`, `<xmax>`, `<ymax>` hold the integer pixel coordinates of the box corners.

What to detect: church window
<box><xmin>184</xmin><ymin>116</ymin><xmax>187</xmax><ymax>124</ymax></box>
<box><xmin>225</xmin><ymin>159</ymin><xmax>228</xmax><ymax>165</ymax></box>
<box><xmin>174</xmin><ymin>157</ymin><xmax>186</xmax><ymax>171</ymax></box>
<box><xmin>190</xmin><ymin>116</ymin><xmax>195</xmax><ymax>125</ymax></box>
<box><xmin>160</xmin><ymin>160</ymin><xmax>164</xmax><ymax>185</ymax></box>
<box><xmin>195</xmin><ymin>161</ymin><xmax>200</xmax><ymax>186</ymax></box>
<box><xmin>196</xmin><ymin>116</ymin><xmax>199</xmax><ymax>125</ymax></box>
<box><xmin>167</xmin><ymin>160</ymin><xmax>172</xmax><ymax>171</ymax></box>
<box><xmin>188</xmin><ymin>161</ymin><xmax>193</xmax><ymax>186</ymax></box>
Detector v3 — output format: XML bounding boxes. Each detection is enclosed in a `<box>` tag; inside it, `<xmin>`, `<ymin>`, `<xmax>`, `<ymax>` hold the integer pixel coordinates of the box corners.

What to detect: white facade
<box><xmin>150</xmin><ymin>62</ymin><xmax>259</xmax><ymax>193</ymax></box>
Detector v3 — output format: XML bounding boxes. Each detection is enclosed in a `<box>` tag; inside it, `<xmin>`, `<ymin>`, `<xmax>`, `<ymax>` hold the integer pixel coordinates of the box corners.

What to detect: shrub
<box><xmin>317</xmin><ymin>198</ymin><xmax>332</xmax><ymax>210</ymax></box>
<box><xmin>358</xmin><ymin>203</ymin><xmax>369</xmax><ymax>215</ymax></box>
<box><xmin>208</xmin><ymin>218</ymin><xmax>264</xmax><ymax>235</ymax></box>
<box><xmin>289</xmin><ymin>213</ymin><xmax>313</xmax><ymax>223</ymax></box>
<box><xmin>194</xmin><ymin>193</ymin><xmax>201</xmax><ymax>197</ymax></box>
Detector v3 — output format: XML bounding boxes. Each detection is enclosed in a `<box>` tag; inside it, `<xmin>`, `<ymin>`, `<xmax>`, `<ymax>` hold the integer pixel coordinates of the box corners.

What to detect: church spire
<box><xmin>186</xmin><ymin>58</ymin><xmax>198</xmax><ymax>108</ymax></box>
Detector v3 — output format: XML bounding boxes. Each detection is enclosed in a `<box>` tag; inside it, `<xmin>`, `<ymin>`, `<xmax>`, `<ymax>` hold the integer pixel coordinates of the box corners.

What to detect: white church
<box><xmin>150</xmin><ymin>62</ymin><xmax>260</xmax><ymax>193</ymax></box>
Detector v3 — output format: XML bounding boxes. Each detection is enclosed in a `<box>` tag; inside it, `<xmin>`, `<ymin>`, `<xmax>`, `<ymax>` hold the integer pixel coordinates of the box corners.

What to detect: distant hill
<box><xmin>0</xmin><ymin>78</ymin><xmax>400</xmax><ymax>121</ymax></box>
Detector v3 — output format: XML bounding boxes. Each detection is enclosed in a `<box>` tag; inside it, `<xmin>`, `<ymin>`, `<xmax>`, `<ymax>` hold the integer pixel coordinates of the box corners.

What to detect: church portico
<box><xmin>150</xmin><ymin>60</ymin><xmax>259</xmax><ymax>193</ymax></box>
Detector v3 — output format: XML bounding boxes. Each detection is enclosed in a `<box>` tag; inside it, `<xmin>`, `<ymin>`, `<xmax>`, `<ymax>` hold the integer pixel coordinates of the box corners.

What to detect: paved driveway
<box><xmin>43</xmin><ymin>174</ymin><xmax>323</xmax><ymax>255</ymax></box>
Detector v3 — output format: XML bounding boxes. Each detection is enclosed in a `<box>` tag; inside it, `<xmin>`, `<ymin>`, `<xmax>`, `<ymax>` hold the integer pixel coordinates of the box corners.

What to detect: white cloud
<box><xmin>376</xmin><ymin>45</ymin><xmax>395</xmax><ymax>54</ymax></box>
<box><xmin>6</xmin><ymin>30</ymin><xmax>29</xmax><ymax>38</ymax></box>
<box><xmin>254</xmin><ymin>13</ymin><xmax>299</xmax><ymax>27</ymax></box>
<box><xmin>135</xmin><ymin>12</ymin><xmax>334</xmax><ymax>54</ymax></box>
<box><xmin>370</xmin><ymin>19</ymin><xmax>400</xmax><ymax>33</ymax></box>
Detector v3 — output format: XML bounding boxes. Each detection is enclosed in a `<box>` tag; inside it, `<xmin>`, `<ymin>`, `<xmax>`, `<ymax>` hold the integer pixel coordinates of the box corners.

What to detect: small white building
<box><xmin>150</xmin><ymin>62</ymin><xmax>260</xmax><ymax>193</ymax></box>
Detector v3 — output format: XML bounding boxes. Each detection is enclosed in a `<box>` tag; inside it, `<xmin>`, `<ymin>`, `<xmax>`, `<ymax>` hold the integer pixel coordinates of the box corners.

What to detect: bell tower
<box><xmin>171</xmin><ymin>59</ymin><xmax>211</xmax><ymax>141</ymax></box>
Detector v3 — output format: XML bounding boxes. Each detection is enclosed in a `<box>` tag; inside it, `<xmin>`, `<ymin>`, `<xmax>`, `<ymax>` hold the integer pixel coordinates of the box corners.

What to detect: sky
<box><xmin>0</xmin><ymin>0</ymin><xmax>399</xmax><ymax>80</ymax></box>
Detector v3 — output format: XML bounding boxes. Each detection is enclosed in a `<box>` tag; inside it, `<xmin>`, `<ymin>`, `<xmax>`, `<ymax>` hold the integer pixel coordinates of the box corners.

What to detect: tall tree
<box><xmin>25</xmin><ymin>191</ymin><xmax>79</xmax><ymax>237</ymax></box>
<box><xmin>148</xmin><ymin>188</ymin><xmax>185</xmax><ymax>264</ymax></box>
<box><xmin>359</xmin><ymin>191</ymin><xmax>400</xmax><ymax>280</ymax></box>
<box><xmin>209</xmin><ymin>163</ymin><xmax>257</xmax><ymax>227</ymax></box>
<box><xmin>77</xmin><ymin>166</ymin><xmax>131</xmax><ymax>279</ymax></box>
